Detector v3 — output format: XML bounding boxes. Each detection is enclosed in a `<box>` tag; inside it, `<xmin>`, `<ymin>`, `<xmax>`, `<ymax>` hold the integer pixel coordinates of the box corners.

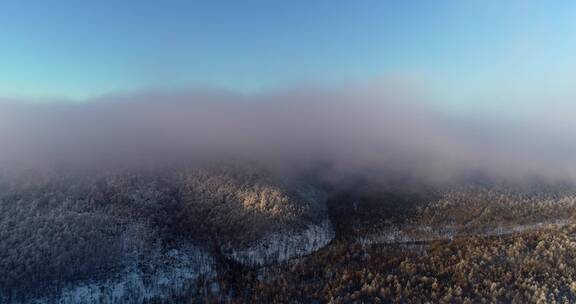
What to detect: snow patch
<box><xmin>225</xmin><ymin>219</ymin><xmax>334</xmax><ymax>266</ymax></box>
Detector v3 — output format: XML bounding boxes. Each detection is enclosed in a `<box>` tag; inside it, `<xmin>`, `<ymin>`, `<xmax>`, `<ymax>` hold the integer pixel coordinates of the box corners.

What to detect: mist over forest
<box><xmin>1</xmin><ymin>85</ymin><xmax>575</xmax><ymax>185</ymax></box>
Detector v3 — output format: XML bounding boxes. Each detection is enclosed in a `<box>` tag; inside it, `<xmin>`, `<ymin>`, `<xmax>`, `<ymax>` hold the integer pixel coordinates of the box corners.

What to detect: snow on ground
<box><xmin>358</xmin><ymin>220</ymin><xmax>573</xmax><ymax>246</ymax></box>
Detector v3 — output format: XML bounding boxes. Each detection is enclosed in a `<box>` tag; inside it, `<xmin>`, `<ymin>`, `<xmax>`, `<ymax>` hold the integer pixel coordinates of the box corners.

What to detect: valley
<box><xmin>2</xmin><ymin>167</ymin><xmax>575</xmax><ymax>303</ymax></box>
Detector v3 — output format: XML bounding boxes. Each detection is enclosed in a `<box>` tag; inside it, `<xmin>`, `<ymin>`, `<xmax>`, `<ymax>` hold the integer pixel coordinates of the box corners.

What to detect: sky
<box><xmin>0</xmin><ymin>1</ymin><xmax>575</xmax><ymax>111</ymax></box>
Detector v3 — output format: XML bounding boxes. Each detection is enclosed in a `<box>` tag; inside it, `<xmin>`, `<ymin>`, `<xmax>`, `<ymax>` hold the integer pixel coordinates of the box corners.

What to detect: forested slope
<box><xmin>0</xmin><ymin>164</ymin><xmax>332</xmax><ymax>303</ymax></box>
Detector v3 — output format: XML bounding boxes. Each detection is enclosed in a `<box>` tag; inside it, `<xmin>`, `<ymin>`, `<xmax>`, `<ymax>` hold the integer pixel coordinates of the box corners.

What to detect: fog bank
<box><xmin>1</xmin><ymin>85</ymin><xmax>575</xmax><ymax>183</ymax></box>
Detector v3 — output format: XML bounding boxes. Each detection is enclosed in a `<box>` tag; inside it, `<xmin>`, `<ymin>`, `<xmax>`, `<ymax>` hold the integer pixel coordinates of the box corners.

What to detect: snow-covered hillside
<box><xmin>0</xmin><ymin>165</ymin><xmax>335</xmax><ymax>303</ymax></box>
<box><xmin>5</xmin><ymin>242</ymin><xmax>215</xmax><ymax>304</ymax></box>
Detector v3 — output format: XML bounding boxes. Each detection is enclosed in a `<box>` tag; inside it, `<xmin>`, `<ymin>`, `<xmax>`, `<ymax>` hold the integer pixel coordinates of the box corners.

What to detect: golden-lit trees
<box><xmin>193</xmin><ymin>223</ymin><xmax>576</xmax><ymax>303</ymax></box>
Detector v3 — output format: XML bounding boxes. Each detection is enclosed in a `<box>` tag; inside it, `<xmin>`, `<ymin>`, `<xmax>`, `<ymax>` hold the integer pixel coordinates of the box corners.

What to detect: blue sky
<box><xmin>0</xmin><ymin>0</ymin><xmax>575</xmax><ymax>108</ymax></box>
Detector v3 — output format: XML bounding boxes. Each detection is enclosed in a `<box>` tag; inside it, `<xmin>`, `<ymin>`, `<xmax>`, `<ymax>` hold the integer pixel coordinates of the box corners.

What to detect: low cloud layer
<box><xmin>1</xmin><ymin>85</ymin><xmax>575</xmax><ymax>184</ymax></box>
